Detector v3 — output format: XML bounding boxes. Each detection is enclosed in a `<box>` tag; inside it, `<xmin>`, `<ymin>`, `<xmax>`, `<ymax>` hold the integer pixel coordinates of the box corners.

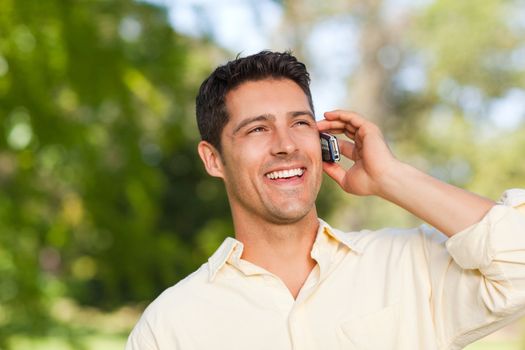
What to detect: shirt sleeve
<box><xmin>428</xmin><ymin>189</ymin><xmax>525</xmax><ymax>349</ymax></box>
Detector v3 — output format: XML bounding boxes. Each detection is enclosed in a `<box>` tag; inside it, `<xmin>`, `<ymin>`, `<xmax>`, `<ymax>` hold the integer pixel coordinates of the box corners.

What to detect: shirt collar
<box><xmin>316</xmin><ymin>218</ymin><xmax>362</xmax><ymax>253</ymax></box>
<box><xmin>208</xmin><ymin>237</ymin><xmax>244</xmax><ymax>282</ymax></box>
<box><xmin>207</xmin><ymin>219</ymin><xmax>363</xmax><ymax>282</ymax></box>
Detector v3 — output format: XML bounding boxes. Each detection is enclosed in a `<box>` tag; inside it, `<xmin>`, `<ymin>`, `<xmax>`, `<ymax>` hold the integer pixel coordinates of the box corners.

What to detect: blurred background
<box><xmin>1</xmin><ymin>0</ymin><xmax>524</xmax><ymax>349</ymax></box>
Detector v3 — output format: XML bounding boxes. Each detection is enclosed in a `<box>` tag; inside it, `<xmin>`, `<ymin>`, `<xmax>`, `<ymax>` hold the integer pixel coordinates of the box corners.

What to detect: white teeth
<box><xmin>266</xmin><ymin>168</ymin><xmax>305</xmax><ymax>179</ymax></box>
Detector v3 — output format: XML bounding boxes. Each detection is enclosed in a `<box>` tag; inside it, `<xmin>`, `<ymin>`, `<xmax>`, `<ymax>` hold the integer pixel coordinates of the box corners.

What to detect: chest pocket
<box><xmin>340</xmin><ymin>303</ymin><xmax>400</xmax><ymax>350</ymax></box>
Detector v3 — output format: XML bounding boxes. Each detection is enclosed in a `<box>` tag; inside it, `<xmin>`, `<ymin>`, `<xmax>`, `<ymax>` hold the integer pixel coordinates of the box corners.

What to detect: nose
<box><xmin>271</xmin><ymin>128</ymin><xmax>298</xmax><ymax>157</ymax></box>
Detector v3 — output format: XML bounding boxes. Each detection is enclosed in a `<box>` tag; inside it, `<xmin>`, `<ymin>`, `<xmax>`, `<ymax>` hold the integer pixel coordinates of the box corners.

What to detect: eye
<box><xmin>293</xmin><ymin>120</ymin><xmax>312</xmax><ymax>127</ymax></box>
<box><xmin>248</xmin><ymin>126</ymin><xmax>267</xmax><ymax>134</ymax></box>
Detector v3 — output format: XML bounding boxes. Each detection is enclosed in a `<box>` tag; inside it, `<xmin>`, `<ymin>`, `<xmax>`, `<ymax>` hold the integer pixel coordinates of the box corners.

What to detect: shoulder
<box><xmin>126</xmin><ymin>263</ymin><xmax>212</xmax><ymax>348</ymax></box>
<box><xmin>328</xmin><ymin>221</ymin><xmax>449</xmax><ymax>255</ymax></box>
<box><xmin>132</xmin><ymin>263</ymin><xmax>211</xmax><ymax>331</ymax></box>
<box><xmin>126</xmin><ymin>263</ymin><xmax>213</xmax><ymax>350</ymax></box>
<box><xmin>145</xmin><ymin>263</ymin><xmax>211</xmax><ymax>319</ymax></box>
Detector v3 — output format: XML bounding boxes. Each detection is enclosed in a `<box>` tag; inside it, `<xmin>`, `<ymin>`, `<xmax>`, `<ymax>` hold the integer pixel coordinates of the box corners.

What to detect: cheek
<box><xmin>296</xmin><ymin>131</ymin><xmax>322</xmax><ymax>155</ymax></box>
<box><xmin>224</xmin><ymin>143</ymin><xmax>266</xmax><ymax>178</ymax></box>
<box><xmin>238</xmin><ymin>145</ymin><xmax>266</xmax><ymax>166</ymax></box>
<box><xmin>232</xmin><ymin>136</ymin><xmax>272</xmax><ymax>160</ymax></box>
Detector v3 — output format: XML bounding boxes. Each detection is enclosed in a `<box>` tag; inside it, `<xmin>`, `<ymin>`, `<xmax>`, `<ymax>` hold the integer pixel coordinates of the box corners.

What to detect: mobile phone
<box><xmin>320</xmin><ymin>132</ymin><xmax>340</xmax><ymax>162</ymax></box>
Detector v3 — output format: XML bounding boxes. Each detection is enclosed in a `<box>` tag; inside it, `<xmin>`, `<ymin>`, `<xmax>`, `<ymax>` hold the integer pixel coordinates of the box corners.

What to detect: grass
<box><xmin>6</xmin><ymin>298</ymin><xmax>139</xmax><ymax>350</ymax></box>
<box><xmin>9</xmin><ymin>334</ymin><xmax>126</xmax><ymax>350</ymax></box>
<box><xmin>466</xmin><ymin>340</ymin><xmax>522</xmax><ymax>350</ymax></box>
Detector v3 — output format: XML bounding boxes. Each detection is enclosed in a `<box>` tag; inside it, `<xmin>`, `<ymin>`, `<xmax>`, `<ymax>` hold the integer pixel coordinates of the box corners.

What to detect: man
<box><xmin>127</xmin><ymin>51</ymin><xmax>525</xmax><ymax>349</ymax></box>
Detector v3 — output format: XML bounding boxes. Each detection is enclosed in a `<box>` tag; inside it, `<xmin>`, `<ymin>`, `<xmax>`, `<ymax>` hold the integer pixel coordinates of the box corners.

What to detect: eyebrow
<box><xmin>291</xmin><ymin>110</ymin><xmax>315</xmax><ymax>120</ymax></box>
<box><xmin>232</xmin><ymin>110</ymin><xmax>314</xmax><ymax>135</ymax></box>
<box><xmin>232</xmin><ymin>114</ymin><xmax>275</xmax><ymax>135</ymax></box>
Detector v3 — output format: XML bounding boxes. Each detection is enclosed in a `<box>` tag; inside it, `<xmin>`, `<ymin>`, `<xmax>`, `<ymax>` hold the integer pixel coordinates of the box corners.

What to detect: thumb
<box><xmin>322</xmin><ymin>162</ymin><xmax>347</xmax><ymax>189</ymax></box>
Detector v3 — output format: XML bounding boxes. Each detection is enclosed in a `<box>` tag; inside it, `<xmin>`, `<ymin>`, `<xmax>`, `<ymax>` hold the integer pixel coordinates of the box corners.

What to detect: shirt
<box><xmin>126</xmin><ymin>189</ymin><xmax>525</xmax><ymax>350</ymax></box>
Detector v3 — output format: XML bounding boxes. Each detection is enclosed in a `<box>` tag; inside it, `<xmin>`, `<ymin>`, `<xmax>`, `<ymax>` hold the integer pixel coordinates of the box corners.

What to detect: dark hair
<box><xmin>195</xmin><ymin>50</ymin><xmax>314</xmax><ymax>153</ymax></box>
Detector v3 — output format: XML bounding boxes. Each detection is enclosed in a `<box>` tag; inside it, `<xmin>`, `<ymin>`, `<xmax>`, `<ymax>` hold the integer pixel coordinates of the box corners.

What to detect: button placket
<box><xmin>288</xmin><ymin>304</ymin><xmax>316</xmax><ymax>350</ymax></box>
<box><xmin>262</xmin><ymin>274</ymin><xmax>295</xmax><ymax>316</ymax></box>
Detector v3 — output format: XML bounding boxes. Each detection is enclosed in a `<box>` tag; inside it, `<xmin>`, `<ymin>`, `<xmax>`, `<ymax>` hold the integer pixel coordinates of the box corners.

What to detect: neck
<box><xmin>233</xmin><ymin>210</ymin><xmax>319</xmax><ymax>298</ymax></box>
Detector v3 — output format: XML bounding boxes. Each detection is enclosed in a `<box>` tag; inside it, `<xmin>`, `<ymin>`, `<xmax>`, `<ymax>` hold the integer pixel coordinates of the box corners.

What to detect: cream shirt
<box><xmin>127</xmin><ymin>189</ymin><xmax>525</xmax><ymax>350</ymax></box>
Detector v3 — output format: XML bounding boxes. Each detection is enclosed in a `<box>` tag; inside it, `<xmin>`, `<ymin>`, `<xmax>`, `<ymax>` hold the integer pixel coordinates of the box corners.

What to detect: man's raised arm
<box><xmin>317</xmin><ymin>109</ymin><xmax>498</xmax><ymax>237</ymax></box>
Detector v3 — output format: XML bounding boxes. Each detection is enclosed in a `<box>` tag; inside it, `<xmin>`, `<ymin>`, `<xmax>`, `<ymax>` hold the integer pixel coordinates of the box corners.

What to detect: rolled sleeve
<box><xmin>446</xmin><ymin>189</ymin><xmax>525</xmax><ymax>272</ymax></box>
<box><xmin>437</xmin><ymin>189</ymin><xmax>525</xmax><ymax>348</ymax></box>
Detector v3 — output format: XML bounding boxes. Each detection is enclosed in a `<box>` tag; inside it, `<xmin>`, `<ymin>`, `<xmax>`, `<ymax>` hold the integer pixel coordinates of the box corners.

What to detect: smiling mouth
<box><xmin>265</xmin><ymin>168</ymin><xmax>305</xmax><ymax>180</ymax></box>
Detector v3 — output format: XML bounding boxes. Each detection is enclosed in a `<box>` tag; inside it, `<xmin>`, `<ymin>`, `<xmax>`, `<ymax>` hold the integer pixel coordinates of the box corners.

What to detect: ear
<box><xmin>198</xmin><ymin>141</ymin><xmax>225</xmax><ymax>179</ymax></box>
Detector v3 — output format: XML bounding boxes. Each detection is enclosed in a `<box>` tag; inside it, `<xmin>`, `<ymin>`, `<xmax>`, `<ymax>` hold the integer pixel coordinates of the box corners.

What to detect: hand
<box><xmin>317</xmin><ymin>110</ymin><xmax>399</xmax><ymax>196</ymax></box>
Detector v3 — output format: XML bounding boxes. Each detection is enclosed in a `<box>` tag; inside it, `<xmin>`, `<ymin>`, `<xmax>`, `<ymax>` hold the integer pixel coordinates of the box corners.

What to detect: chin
<box><xmin>267</xmin><ymin>204</ymin><xmax>314</xmax><ymax>224</ymax></box>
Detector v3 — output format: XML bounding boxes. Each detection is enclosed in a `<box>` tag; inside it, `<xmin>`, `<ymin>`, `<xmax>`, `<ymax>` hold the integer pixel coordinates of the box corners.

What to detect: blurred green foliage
<box><xmin>395</xmin><ymin>0</ymin><xmax>525</xmax><ymax>198</ymax></box>
<box><xmin>0</xmin><ymin>0</ymin><xmax>238</xmax><ymax>346</ymax></box>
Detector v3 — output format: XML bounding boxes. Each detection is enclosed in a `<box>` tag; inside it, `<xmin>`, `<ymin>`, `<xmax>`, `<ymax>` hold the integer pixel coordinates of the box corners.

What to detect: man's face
<box><xmin>217</xmin><ymin>78</ymin><xmax>323</xmax><ymax>225</ymax></box>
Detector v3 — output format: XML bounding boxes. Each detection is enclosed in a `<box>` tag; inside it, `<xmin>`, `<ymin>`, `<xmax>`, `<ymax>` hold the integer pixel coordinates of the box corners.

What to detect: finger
<box><xmin>322</xmin><ymin>161</ymin><xmax>347</xmax><ymax>188</ymax></box>
<box><xmin>317</xmin><ymin>118</ymin><xmax>358</xmax><ymax>131</ymax></box>
<box><xmin>317</xmin><ymin>119</ymin><xmax>346</xmax><ymax>131</ymax></box>
<box><xmin>354</xmin><ymin>134</ymin><xmax>362</xmax><ymax>150</ymax></box>
<box><xmin>324</xmin><ymin>110</ymin><xmax>367</xmax><ymax>129</ymax></box>
<box><xmin>337</xmin><ymin>139</ymin><xmax>357</xmax><ymax>161</ymax></box>
<box><xmin>317</xmin><ymin>119</ymin><xmax>357</xmax><ymax>135</ymax></box>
